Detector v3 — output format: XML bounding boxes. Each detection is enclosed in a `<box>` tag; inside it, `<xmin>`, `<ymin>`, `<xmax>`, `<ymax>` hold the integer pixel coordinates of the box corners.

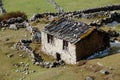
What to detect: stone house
<box><xmin>41</xmin><ymin>18</ymin><xmax>110</xmax><ymax>64</ymax></box>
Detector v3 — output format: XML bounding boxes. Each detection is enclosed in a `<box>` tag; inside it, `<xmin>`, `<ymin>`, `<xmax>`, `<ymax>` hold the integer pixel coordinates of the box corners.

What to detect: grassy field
<box><xmin>3</xmin><ymin>0</ymin><xmax>120</xmax><ymax>17</ymax></box>
<box><xmin>0</xmin><ymin>29</ymin><xmax>120</xmax><ymax>80</ymax></box>
<box><xmin>0</xmin><ymin>0</ymin><xmax>120</xmax><ymax>80</ymax></box>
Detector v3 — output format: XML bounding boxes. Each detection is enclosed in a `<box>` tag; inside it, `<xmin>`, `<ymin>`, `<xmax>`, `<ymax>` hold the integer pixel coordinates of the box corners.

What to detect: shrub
<box><xmin>0</xmin><ymin>11</ymin><xmax>27</xmax><ymax>21</ymax></box>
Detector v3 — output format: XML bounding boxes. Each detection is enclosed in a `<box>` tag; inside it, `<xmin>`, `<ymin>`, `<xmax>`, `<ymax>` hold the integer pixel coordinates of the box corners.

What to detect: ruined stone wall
<box><xmin>41</xmin><ymin>32</ymin><xmax>77</xmax><ymax>64</ymax></box>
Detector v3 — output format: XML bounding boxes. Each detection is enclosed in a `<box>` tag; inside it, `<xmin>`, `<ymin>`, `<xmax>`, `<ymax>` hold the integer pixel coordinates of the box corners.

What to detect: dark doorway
<box><xmin>56</xmin><ymin>53</ymin><xmax>61</xmax><ymax>61</ymax></box>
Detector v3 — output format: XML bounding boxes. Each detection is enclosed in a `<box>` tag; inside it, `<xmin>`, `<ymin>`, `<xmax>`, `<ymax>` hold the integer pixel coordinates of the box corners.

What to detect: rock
<box><xmin>39</xmin><ymin>62</ymin><xmax>44</xmax><ymax>67</ymax></box>
<box><xmin>19</xmin><ymin>54</ymin><xmax>25</xmax><ymax>58</ymax></box>
<box><xmin>31</xmin><ymin>70</ymin><xmax>36</xmax><ymax>73</ymax></box>
<box><xmin>9</xmin><ymin>24</ymin><xmax>18</xmax><ymax>30</ymax></box>
<box><xmin>85</xmin><ymin>76</ymin><xmax>94</xmax><ymax>80</ymax></box>
<box><xmin>20</xmin><ymin>62</ymin><xmax>24</xmax><ymax>65</ymax></box>
<box><xmin>49</xmin><ymin>62</ymin><xmax>54</xmax><ymax>68</ymax></box>
<box><xmin>14</xmin><ymin>63</ymin><xmax>20</xmax><ymax>68</ymax></box>
<box><xmin>52</xmin><ymin>61</ymin><xmax>59</xmax><ymax>67</ymax></box>
<box><xmin>100</xmin><ymin>70</ymin><xmax>110</xmax><ymax>75</ymax></box>
<box><xmin>35</xmin><ymin>62</ymin><xmax>40</xmax><ymax>66</ymax></box>
<box><xmin>25</xmin><ymin>63</ymin><xmax>29</xmax><ymax>67</ymax></box>
<box><xmin>16</xmin><ymin>69</ymin><xmax>20</xmax><ymax>73</ymax></box>
<box><xmin>7</xmin><ymin>54</ymin><xmax>13</xmax><ymax>58</ymax></box>
<box><xmin>25</xmin><ymin>71</ymin><xmax>29</xmax><ymax>75</ymax></box>
<box><xmin>26</xmin><ymin>26</ymin><xmax>32</xmax><ymax>33</ymax></box>
<box><xmin>44</xmin><ymin>62</ymin><xmax>51</xmax><ymax>68</ymax></box>
<box><xmin>58</xmin><ymin>60</ymin><xmax>65</xmax><ymax>66</ymax></box>
<box><xmin>30</xmin><ymin>14</ymin><xmax>42</xmax><ymax>21</ymax></box>
<box><xmin>1</xmin><ymin>27</ymin><xmax>6</xmax><ymax>31</ymax></box>
<box><xmin>97</xmin><ymin>62</ymin><xmax>103</xmax><ymax>66</ymax></box>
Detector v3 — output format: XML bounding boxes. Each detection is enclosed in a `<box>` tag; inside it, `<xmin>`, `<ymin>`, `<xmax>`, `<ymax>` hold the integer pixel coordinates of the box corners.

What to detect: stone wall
<box><xmin>30</xmin><ymin>4</ymin><xmax>120</xmax><ymax>21</ymax></box>
<box><xmin>89</xmin><ymin>12</ymin><xmax>120</xmax><ymax>27</ymax></box>
<box><xmin>41</xmin><ymin>32</ymin><xmax>77</xmax><ymax>64</ymax></box>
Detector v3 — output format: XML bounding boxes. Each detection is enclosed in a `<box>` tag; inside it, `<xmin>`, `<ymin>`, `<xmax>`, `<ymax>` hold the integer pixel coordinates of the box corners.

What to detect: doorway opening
<box><xmin>56</xmin><ymin>53</ymin><xmax>61</xmax><ymax>61</ymax></box>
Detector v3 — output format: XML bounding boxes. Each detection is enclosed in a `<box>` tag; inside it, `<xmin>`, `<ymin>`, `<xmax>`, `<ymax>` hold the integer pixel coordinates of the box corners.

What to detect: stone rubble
<box><xmin>14</xmin><ymin>39</ymin><xmax>65</xmax><ymax>68</ymax></box>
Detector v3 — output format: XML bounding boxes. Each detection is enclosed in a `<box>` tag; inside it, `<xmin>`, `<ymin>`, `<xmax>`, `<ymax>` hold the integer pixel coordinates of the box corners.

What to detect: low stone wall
<box><xmin>89</xmin><ymin>12</ymin><xmax>120</xmax><ymax>27</ymax></box>
<box><xmin>29</xmin><ymin>4</ymin><xmax>120</xmax><ymax>21</ymax></box>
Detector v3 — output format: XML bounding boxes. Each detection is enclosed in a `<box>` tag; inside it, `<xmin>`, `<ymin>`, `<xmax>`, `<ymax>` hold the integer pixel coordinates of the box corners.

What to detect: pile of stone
<box><xmin>0</xmin><ymin>17</ymin><xmax>27</xmax><ymax>28</ymax></box>
<box><xmin>14</xmin><ymin>39</ymin><xmax>65</xmax><ymax>68</ymax></box>
<box><xmin>14</xmin><ymin>39</ymin><xmax>43</xmax><ymax>63</ymax></box>
<box><xmin>89</xmin><ymin>12</ymin><xmax>120</xmax><ymax>27</ymax></box>
<box><xmin>35</xmin><ymin>60</ymin><xmax>64</xmax><ymax>68</ymax></box>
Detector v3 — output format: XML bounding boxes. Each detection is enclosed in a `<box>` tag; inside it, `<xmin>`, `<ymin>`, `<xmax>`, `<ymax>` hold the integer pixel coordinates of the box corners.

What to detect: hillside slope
<box><xmin>3</xmin><ymin>0</ymin><xmax>120</xmax><ymax>17</ymax></box>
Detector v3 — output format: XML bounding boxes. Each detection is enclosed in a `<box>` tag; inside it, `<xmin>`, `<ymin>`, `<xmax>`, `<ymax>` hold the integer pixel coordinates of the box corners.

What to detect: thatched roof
<box><xmin>42</xmin><ymin>18</ymin><xmax>96</xmax><ymax>44</ymax></box>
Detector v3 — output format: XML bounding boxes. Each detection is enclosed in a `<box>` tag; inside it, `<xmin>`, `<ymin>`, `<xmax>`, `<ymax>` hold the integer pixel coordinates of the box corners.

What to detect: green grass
<box><xmin>0</xmin><ymin>29</ymin><xmax>120</xmax><ymax>80</ymax></box>
<box><xmin>3</xmin><ymin>0</ymin><xmax>120</xmax><ymax>17</ymax></box>
<box><xmin>3</xmin><ymin>0</ymin><xmax>57</xmax><ymax>17</ymax></box>
<box><xmin>0</xmin><ymin>0</ymin><xmax>120</xmax><ymax>80</ymax></box>
<box><xmin>56</xmin><ymin>0</ymin><xmax>120</xmax><ymax>11</ymax></box>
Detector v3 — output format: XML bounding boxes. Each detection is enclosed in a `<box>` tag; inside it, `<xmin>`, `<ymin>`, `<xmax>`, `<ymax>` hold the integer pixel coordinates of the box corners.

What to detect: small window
<box><xmin>63</xmin><ymin>40</ymin><xmax>68</xmax><ymax>50</ymax></box>
<box><xmin>47</xmin><ymin>34</ymin><xmax>54</xmax><ymax>44</ymax></box>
